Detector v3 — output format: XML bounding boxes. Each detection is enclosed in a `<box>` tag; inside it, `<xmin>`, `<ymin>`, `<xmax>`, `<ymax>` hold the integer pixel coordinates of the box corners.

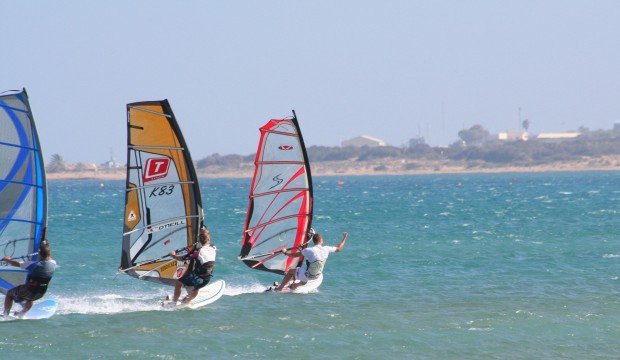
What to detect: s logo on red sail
<box><xmin>143</xmin><ymin>158</ymin><xmax>171</xmax><ymax>182</ymax></box>
<box><xmin>279</xmin><ymin>145</ymin><xmax>293</xmax><ymax>150</ymax></box>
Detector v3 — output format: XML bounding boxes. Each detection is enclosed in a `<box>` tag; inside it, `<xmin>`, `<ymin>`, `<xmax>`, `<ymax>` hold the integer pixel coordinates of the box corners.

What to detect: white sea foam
<box><xmin>54</xmin><ymin>290</ymin><xmax>169</xmax><ymax>315</ymax></box>
<box><xmin>602</xmin><ymin>254</ymin><xmax>619</xmax><ymax>258</ymax></box>
<box><xmin>224</xmin><ymin>282</ymin><xmax>268</xmax><ymax>296</ymax></box>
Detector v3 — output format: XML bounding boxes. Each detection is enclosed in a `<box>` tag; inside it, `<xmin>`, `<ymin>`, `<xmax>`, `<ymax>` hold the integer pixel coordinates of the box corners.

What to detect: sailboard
<box><xmin>0</xmin><ymin>89</ymin><xmax>48</xmax><ymax>295</ymax></box>
<box><xmin>266</xmin><ymin>273</ymin><xmax>323</xmax><ymax>294</ymax></box>
<box><xmin>1</xmin><ymin>299</ymin><xmax>58</xmax><ymax>321</ymax></box>
<box><xmin>238</xmin><ymin>111</ymin><xmax>314</xmax><ymax>281</ymax></box>
<box><xmin>161</xmin><ymin>279</ymin><xmax>226</xmax><ymax>309</ymax></box>
<box><xmin>119</xmin><ymin>100</ymin><xmax>204</xmax><ymax>287</ymax></box>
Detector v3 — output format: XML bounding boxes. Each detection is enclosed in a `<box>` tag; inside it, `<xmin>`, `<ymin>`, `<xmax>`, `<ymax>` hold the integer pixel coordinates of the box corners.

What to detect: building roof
<box><xmin>342</xmin><ymin>135</ymin><xmax>386</xmax><ymax>146</ymax></box>
<box><xmin>536</xmin><ymin>132</ymin><xmax>581</xmax><ymax>139</ymax></box>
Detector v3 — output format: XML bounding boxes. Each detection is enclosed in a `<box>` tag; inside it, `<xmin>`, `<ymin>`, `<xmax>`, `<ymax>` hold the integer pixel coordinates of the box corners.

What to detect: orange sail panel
<box><xmin>239</xmin><ymin>113</ymin><xmax>313</xmax><ymax>275</ymax></box>
<box><xmin>120</xmin><ymin>100</ymin><xmax>203</xmax><ymax>286</ymax></box>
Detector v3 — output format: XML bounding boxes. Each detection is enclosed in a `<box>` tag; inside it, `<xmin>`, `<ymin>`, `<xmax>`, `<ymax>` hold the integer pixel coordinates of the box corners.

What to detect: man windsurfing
<box><xmin>3</xmin><ymin>240</ymin><xmax>56</xmax><ymax>318</ymax></box>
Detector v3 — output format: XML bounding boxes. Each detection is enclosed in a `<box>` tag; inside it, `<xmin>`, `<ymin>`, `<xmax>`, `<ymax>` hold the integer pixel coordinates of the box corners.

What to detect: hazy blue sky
<box><xmin>2</xmin><ymin>1</ymin><xmax>619</xmax><ymax>163</ymax></box>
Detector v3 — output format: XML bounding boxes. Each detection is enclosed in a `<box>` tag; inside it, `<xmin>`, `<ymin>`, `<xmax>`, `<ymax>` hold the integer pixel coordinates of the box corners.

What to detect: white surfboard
<box><xmin>266</xmin><ymin>274</ymin><xmax>324</xmax><ymax>294</ymax></box>
<box><xmin>162</xmin><ymin>280</ymin><xmax>226</xmax><ymax>309</ymax></box>
<box><xmin>1</xmin><ymin>299</ymin><xmax>58</xmax><ymax>322</ymax></box>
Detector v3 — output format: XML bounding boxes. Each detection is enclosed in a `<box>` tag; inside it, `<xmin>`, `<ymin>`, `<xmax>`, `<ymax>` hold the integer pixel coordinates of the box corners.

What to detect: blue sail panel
<box><xmin>0</xmin><ymin>89</ymin><xmax>47</xmax><ymax>293</ymax></box>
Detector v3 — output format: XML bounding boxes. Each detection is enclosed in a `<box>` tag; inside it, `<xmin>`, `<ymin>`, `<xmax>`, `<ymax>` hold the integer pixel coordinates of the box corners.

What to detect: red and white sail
<box><xmin>239</xmin><ymin>112</ymin><xmax>313</xmax><ymax>275</ymax></box>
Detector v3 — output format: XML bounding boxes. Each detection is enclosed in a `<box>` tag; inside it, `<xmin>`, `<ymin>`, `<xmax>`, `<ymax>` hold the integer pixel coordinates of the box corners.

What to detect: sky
<box><xmin>2</xmin><ymin>1</ymin><xmax>619</xmax><ymax>163</ymax></box>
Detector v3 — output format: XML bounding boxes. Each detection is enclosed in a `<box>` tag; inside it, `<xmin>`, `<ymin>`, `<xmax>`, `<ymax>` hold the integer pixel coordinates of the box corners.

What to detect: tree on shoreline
<box><xmin>47</xmin><ymin>154</ymin><xmax>67</xmax><ymax>173</ymax></box>
<box><xmin>458</xmin><ymin>125</ymin><xmax>490</xmax><ymax>146</ymax></box>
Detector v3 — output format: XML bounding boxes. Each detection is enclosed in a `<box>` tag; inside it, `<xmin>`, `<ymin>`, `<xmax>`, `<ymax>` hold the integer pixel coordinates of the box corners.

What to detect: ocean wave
<box><xmin>54</xmin><ymin>291</ymin><xmax>168</xmax><ymax>315</ymax></box>
<box><xmin>602</xmin><ymin>254</ymin><xmax>619</xmax><ymax>258</ymax></box>
<box><xmin>223</xmin><ymin>281</ymin><xmax>268</xmax><ymax>296</ymax></box>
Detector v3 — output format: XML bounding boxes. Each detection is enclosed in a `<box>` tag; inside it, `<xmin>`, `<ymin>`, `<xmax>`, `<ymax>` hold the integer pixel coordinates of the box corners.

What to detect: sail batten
<box><xmin>239</xmin><ymin>113</ymin><xmax>313</xmax><ymax>275</ymax></box>
<box><xmin>128</xmin><ymin>106</ymin><xmax>173</xmax><ymax>118</ymax></box>
<box><xmin>0</xmin><ymin>89</ymin><xmax>47</xmax><ymax>294</ymax></box>
<box><xmin>129</xmin><ymin>145</ymin><xmax>185</xmax><ymax>151</ymax></box>
<box><xmin>126</xmin><ymin>180</ymin><xmax>195</xmax><ymax>192</ymax></box>
<box><xmin>120</xmin><ymin>100</ymin><xmax>203</xmax><ymax>286</ymax></box>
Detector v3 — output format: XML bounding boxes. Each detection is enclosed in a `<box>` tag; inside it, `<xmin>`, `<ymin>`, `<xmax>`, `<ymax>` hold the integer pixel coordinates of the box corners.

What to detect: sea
<box><xmin>1</xmin><ymin>171</ymin><xmax>618</xmax><ymax>359</ymax></box>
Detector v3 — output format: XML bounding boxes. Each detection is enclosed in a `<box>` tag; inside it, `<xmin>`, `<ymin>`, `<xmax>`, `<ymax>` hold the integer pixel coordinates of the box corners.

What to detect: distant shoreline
<box><xmin>46</xmin><ymin>157</ymin><xmax>619</xmax><ymax>180</ymax></box>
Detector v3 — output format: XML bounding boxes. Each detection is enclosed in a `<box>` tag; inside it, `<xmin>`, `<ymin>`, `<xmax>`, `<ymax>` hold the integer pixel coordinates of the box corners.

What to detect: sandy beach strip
<box><xmin>45</xmin><ymin>156</ymin><xmax>619</xmax><ymax>181</ymax></box>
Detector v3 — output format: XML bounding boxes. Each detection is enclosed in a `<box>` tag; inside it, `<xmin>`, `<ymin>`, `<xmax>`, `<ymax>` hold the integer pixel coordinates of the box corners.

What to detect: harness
<box><xmin>305</xmin><ymin>259</ymin><xmax>325</xmax><ymax>280</ymax></box>
<box><xmin>195</xmin><ymin>261</ymin><xmax>214</xmax><ymax>280</ymax></box>
<box><xmin>25</xmin><ymin>260</ymin><xmax>54</xmax><ymax>291</ymax></box>
<box><xmin>27</xmin><ymin>276</ymin><xmax>51</xmax><ymax>290</ymax></box>
<box><xmin>189</xmin><ymin>245</ymin><xmax>216</xmax><ymax>281</ymax></box>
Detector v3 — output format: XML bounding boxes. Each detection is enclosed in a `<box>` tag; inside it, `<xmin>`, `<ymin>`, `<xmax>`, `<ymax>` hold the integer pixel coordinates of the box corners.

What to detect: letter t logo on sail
<box><xmin>143</xmin><ymin>157</ymin><xmax>171</xmax><ymax>182</ymax></box>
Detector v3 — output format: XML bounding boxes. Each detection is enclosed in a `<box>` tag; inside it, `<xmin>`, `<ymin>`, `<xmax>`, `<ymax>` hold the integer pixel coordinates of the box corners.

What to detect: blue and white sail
<box><xmin>0</xmin><ymin>89</ymin><xmax>47</xmax><ymax>294</ymax></box>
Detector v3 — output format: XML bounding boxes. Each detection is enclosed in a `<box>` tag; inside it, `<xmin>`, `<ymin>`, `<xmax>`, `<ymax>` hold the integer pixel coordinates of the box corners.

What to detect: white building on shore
<box><xmin>498</xmin><ymin>131</ymin><xmax>529</xmax><ymax>141</ymax></box>
<box><xmin>341</xmin><ymin>135</ymin><xmax>386</xmax><ymax>147</ymax></box>
<box><xmin>536</xmin><ymin>132</ymin><xmax>581</xmax><ymax>142</ymax></box>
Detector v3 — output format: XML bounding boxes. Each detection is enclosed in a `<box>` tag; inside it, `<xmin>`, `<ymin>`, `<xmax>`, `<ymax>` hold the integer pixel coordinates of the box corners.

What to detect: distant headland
<box><xmin>45</xmin><ymin>126</ymin><xmax>619</xmax><ymax>180</ymax></box>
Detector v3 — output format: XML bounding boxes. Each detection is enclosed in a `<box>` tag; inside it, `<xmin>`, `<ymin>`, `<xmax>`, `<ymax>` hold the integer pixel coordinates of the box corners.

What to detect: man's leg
<box><xmin>3</xmin><ymin>290</ymin><xmax>14</xmax><ymax>316</ymax></box>
<box><xmin>182</xmin><ymin>288</ymin><xmax>200</xmax><ymax>304</ymax></box>
<box><xmin>172</xmin><ymin>281</ymin><xmax>183</xmax><ymax>302</ymax></box>
<box><xmin>15</xmin><ymin>301</ymin><xmax>33</xmax><ymax>318</ymax></box>
<box><xmin>275</xmin><ymin>269</ymin><xmax>297</xmax><ymax>291</ymax></box>
<box><xmin>289</xmin><ymin>281</ymin><xmax>308</xmax><ymax>290</ymax></box>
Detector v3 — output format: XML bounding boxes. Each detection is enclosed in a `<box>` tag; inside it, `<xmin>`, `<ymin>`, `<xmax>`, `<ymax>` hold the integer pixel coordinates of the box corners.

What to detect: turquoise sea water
<box><xmin>1</xmin><ymin>172</ymin><xmax>618</xmax><ymax>359</ymax></box>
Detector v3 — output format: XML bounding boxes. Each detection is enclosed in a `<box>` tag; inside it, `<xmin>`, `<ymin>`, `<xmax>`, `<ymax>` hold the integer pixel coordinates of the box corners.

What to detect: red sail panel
<box><xmin>239</xmin><ymin>114</ymin><xmax>313</xmax><ymax>275</ymax></box>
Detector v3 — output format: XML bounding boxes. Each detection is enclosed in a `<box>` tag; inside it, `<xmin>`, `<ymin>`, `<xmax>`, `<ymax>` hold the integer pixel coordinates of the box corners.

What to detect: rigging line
<box><xmin>128</xmin><ymin>105</ymin><xmax>172</xmax><ymax>118</ymax></box>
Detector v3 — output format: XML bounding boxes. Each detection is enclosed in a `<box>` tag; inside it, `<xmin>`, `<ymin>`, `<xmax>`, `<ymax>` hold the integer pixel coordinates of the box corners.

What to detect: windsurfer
<box><xmin>168</xmin><ymin>227</ymin><xmax>216</xmax><ymax>304</ymax></box>
<box><xmin>273</xmin><ymin>230</ymin><xmax>348</xmax><ymax>291</ymax></box>
<box><xmin>2</xmin><ymin>240</ymin><xmax>56</xmax><ymax>318</ymax></box>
